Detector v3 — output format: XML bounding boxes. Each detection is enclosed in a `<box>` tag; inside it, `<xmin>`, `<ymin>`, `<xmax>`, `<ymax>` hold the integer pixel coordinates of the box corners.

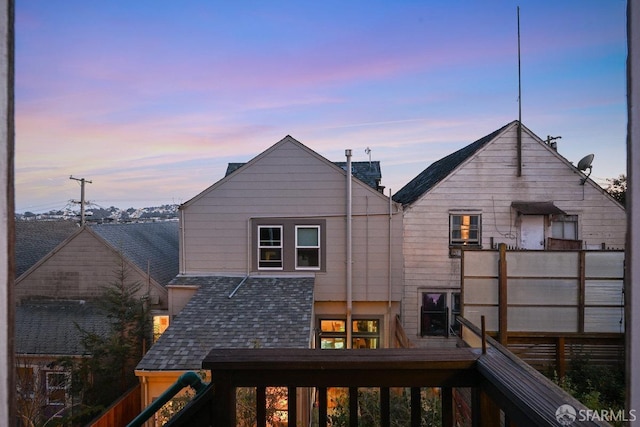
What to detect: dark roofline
<box><xmin>392</xmin><ymin>121</ymin><xmax>516</xmax><ymax>206</ymax></box>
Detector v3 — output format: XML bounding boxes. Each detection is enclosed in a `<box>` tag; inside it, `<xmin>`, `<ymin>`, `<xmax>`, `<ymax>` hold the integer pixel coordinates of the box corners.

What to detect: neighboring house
<box><xmin>15</xmin><ymin>220</ymin><xmax>79</xmax><ymax>278</ymax></box>
<box><xmin>392</xmin><ymin>120</ymin><xmax>626</xmax><ymax>345</ymax></box>
<box><xmin>15</xmin><ymin>222</ymin><xmax>179</xmax><ymax>421</ymax></box>
<box><xmin>135</xmin><ymin>136</ymin><xmax>404</xmax><ymax>413</ymax></box>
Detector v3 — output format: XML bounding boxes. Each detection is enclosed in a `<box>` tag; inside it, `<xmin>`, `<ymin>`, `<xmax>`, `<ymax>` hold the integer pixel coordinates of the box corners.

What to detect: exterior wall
<box><xmin>15</xmin><ymin>230</ymin><xmax>167</xmax><ymax>309</ymax></box>
<box><xmin>402</xmin><ymin>124</ymin><xmax>626</xmax><ymax>339</ymax></box>
<box><xmin>180</xmin><ymin>138</ymin><xmax>404</xmax><ymax>306</ymax></box>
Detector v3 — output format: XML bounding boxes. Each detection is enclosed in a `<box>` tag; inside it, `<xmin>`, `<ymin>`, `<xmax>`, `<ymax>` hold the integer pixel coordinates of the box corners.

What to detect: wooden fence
<box><xmin>89</xmin><ymin>383</ymin><xmax>141</xmax><ymax>427</ymax></box>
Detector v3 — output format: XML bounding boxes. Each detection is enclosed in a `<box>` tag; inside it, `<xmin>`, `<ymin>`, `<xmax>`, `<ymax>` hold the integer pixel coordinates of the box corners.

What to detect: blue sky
<box><xmin>15</xmin><ymin>0</ymin><xmax>627</xmax><ymax>212</ymax></box>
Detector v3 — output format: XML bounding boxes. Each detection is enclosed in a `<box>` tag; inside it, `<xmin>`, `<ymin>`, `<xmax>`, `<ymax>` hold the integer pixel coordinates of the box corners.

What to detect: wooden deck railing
<box><xmin>155</xmin><ymin>315</ymin><xmax>614</xmax><ymax>427</ymax></box>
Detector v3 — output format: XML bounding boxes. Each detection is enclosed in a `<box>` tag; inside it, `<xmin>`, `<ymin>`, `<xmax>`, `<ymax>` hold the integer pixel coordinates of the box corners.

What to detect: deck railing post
<box><xmin>256</xmin><ymin>387</ymin><xmax>266</xmax><ymax>427</ymax></box>
<box><xmin>317</xmin><ymin>387</ymin><xmax>328</xmax><ymax>427</ymax></box>
<box><xmin>442</xmin><ymin>387</ymin><xmax>453</xmax><ymax>427</ymax></box>
<box><xmin>410</xmin><ymin>387</ymin><xmax>421</xmax><ymax>427</ymax></box>
<box><xmin>380</xmin><ymin>387</ymin><xmax>390</xmax><ymax>427</ymax></box>
<box><xmin>288</xmin><ymin>387</ymin><xmax>297</xmax><ymax>426</ymax></box>
<box><xmin>349</xmin><ymin>387</ymin><xmax>358</xmax><ymax>426</ymax></box>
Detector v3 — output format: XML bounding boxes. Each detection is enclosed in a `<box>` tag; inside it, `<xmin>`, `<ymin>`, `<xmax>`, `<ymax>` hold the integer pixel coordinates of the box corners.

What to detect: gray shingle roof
<box><xmin>226</xmin><ymin>161</ymin><xmax>383</xmax><ymax>190</ymax></box>
<box><xmin>15</xmin><ymin>300</ymin><xmax>110</xmax><ymax>356</ymax></box>
<box><xmin>393</xmin><ymin>121</ymin><xmax>515</xmax><ymax>206</ymax></box>
<box><xmin>136</xmin><ymin>276</ymin><xmax>315</xmax><ymax>371</ymax></box>
<box><xmin>91</xmin><ymin>222</ymin><xmax>179</xmax><ymax>286</ymax></box>
<box><xmin>15</xmin><ymin>220</ymin><xmax>79</xmax><ymax>278</ymax></box>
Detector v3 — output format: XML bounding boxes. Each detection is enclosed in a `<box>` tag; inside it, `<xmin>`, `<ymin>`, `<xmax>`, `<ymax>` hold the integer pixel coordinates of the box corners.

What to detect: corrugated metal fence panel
<box><xmin>506</xmin><ymin>251</ymin><xmax>579</xmax><ymax>277</ymax></box>
<box><xmin>508</xmin><ymin>307</ymin><xmax>579</xmax><ymax>332</ymax></box>
<box><xmin>585</xmin><ymin>251</ymin><xmax>625</xmax><ymax>278</ymax></box>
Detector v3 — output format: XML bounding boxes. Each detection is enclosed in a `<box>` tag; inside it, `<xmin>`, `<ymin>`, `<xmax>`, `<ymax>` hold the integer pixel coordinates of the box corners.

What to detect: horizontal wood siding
<box><xmin>16</xmin><ymin>231</ymin><xmax>167</xmax><ymax>307</ymax></box>
<box><xmin>182</xmin><ymin>138</ymin><xmax>404</xmax><ymax>306</ymax></box>
<box><xmin>402</xmin><ymin>124</ymin><xmax>626</xmax><ymax>338</ymax></box>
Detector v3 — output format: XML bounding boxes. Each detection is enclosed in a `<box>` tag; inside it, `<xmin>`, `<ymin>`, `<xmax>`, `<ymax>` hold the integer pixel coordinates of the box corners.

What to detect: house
<box><xmin>392</xmin><ymin>120</ymin><xmax>626</xmax><ymax>345</ymax></box>
<box><xmin>135</xmin><ymin>136</ymin><xmax>404</xmax><ymax>415</ymax></box>
<box><xmin>15</xmin><ymin>222</ymin><xmax>179</xmax><ymax>422</ymax></box>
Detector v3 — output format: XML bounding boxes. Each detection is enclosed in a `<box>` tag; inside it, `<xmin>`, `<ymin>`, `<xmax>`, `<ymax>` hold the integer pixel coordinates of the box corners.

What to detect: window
<box><xmin>45</xmin><ymin>371</ymin><xmax>68</xmax><ymax>406</ymax></box>
<box><xmin>551</xmin><ymin>214</ymin><xmax>578</xmax><ymax>240</ymax></box>
<box><xmin>296</xmin><ymin>226</ymin><xmax>320</xmax><ymax>269</ymax></box>
<box><xmin>253</xmin><ymin>219</ymin><xmax>325</xmax><ymax>272</ymax></box>
<box><xmin>318</xmin><ymin>318</ymin><xmax>380</xmax><ymax>349</ymax></box>
<box><xmin>153</xmin><ymin>315</ymin><xmax>170</xmax><ymax>343</ymax></box>
<box><xmin>258</xmin><ymin>226</ymin><xmax>283</xmax><ymax>269</ymax></box>
<box><xmin>450</xmin><ymin>214</ymin><xmax>481</xmax><ymax>246</ymax></box>
<box><xmin>420</xmin><ymin>292</ymin><xmax>460</xmax><ymax>337</ymax></box>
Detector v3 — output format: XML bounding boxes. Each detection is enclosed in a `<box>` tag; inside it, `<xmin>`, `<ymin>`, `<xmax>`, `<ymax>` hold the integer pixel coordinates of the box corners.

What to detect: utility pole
<box><xmin>69</xmin><ymin>176</ymin><xmax>92</xmax><ymax>226</ymax></box>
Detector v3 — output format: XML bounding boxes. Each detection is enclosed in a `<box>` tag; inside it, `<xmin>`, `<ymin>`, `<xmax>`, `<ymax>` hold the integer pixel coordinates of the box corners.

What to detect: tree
<box><xmin>605</xmin><ymin>174</ymin><xmax>626</xmax><ymax>206</ymax></box>
<box><xmin>59</xmin><ymin>255</ymin><xmax>151</xmax><ymax>425</ymax></box>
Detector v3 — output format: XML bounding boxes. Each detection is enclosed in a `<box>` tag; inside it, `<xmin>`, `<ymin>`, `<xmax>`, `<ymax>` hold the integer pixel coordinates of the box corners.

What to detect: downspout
<box><xmin>387</xmin><ymin>189</ymin><xmax>393</xmax><ymax>349</ymax></box>
<box><xmin>346</xmin><ymin>149</ymin><xmax>353</xmax><ymax>349</ymax></box>
<box><xmin>180</xmin><ymin>208</ymin><xmax>186</xmax><ymax>275</ymax></box>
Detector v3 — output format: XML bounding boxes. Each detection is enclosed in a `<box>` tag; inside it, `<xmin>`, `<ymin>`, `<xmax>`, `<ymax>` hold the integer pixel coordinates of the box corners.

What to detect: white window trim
<box><xmin>295</xmin><ymin>225</ymin><xmax>321</xmax><ymax>270</ymax></box>
<box><xmin>45</xmin><ymin>371</ymin><xmax>69</xmax><ymax>406</ymax></box>
<box><xmin>449</xmin><ymin>211</ymin><xmax>482</xmax><ymax>247</ymax></box>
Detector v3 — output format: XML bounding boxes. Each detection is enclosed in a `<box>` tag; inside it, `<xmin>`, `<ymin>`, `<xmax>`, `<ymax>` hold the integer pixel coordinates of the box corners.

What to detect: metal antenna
<box><xmin>69</xmin><ymin>175</ymin><xmax>92</xmax><ymax>226</ymax></box>
<box><xmin>365</xmin><ymin>147</ymin><xmax>372</xmax><ymax>168</ymax></box>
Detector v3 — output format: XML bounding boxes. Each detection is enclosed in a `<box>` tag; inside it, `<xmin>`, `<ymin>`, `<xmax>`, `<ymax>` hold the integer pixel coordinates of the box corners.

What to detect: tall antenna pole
<box><xmin>69</xmin><ymin>175</ymin><xmax>92</xmax><ymax>226</ymax></box>
<box><xmin>517</xmin><ymin>6</ymin><xmax>523</xmax><ymax>177</ymax></box>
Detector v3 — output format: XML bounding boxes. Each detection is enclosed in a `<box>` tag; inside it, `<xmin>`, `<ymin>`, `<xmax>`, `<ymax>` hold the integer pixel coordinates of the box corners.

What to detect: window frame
<box><xmin>420</xmin><ymin>291</ymin><xmax>461</xmax><ymax>338</ymax></box>
<box><xmin>449</xmin><ymin>212</ymin><xmax>481</xmax><ymax>247</ymax></box>
<box><xmin>317</xmin><ymin>317</ymin><xmax>381</xmax><ymax>349</ymax></box>
<box><xmin>295</xmin><ymin>225</ymin><xmax>321</xmax><ymax>270</ymax></box>
<box><xmin>257</xmin><ymin>225</ymin><xmax>284</xmax><ymax>270</ymax></box>
<box><xmin>45</xmin><ymin>371</ymin><xmax>69</xmax><ymax>406</ymax></box>
<box><xmin>550</xmin><ymin>214</ymin><xmax>579</xmax><ymax>240</ymax></box>
<box><xmin>252</xmin><ymin>219</ymin><xmax>326</xmax><ymax>272</ymax></box>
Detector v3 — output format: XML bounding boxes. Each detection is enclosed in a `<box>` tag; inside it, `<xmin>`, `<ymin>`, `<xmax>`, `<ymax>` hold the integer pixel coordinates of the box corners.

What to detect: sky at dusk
<box><xmin>15</xmin><ymin>0</ymin><xmax>628</xmax><ymax>213</ymax></box>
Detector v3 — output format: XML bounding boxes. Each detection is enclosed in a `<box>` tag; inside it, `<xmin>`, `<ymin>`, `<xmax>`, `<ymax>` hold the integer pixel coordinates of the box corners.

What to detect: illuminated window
<box><xmin>318</xmin><ymin>318</ymin><xmax>380</xmax><ymax>349</ymax></box>
<box><xmin>153</xmin><ymin>315</ymin><xmax>170</xmax><ymax>342</ymax></box>
<box><xmin>450</xmin><ymin>214</ymin><xmax>480</xmax><ymax>246</ymax></box>
<box><xmin>258</xmin><ymin>226</ymin><xmax>283</xmax><ymax>269</ymax></box>
<box><xmin>296</xmin><ymin>226</ymin><xmax>320</xmax><ymax>269</ymax></box>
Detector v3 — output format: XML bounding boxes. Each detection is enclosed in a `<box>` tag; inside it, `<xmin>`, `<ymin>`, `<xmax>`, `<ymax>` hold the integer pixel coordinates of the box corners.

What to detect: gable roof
<box><xmin>393</xmin><ymin>121</ymin><xmax>515</xmax><ymax>206</ymax></box>
<box><xmin>226</xmin><ymin>160</ymin><xmax>383</xmax><ymax>190</ymax></box>
<box><xmin>15</xmin><ymin>300</ymin><xmax>110</xmax><ymax>356</ymax></box>
<box><xmin>15</xmin><ymin>220</ymin><xmax>79</xmax><ymax>278</ymax></box>
<box><xmin>136</xmin><ymin>275</ymin><xmax>314</xmax><ymax>371</ymax></box>
<box><xmin>90</xmin><ymin>222</ymin><xmax>179</xmax><ymax>286</ymax></box>
<box><xmin>183</xmin><ymin>135</ymin><xmax>389</xmax><ymax>208</ymax></box>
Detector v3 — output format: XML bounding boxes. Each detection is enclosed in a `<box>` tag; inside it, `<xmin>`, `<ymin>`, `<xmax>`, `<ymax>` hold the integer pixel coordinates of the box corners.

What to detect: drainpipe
<box><xmin>388</xmin><ymin>189</ymin><xmax>393</xmax><ymax>348</ymax></box>
<box><xmin>346</xmin><ymin>149</ymin><xmax>353</xmax><ymax>349</ymax></box>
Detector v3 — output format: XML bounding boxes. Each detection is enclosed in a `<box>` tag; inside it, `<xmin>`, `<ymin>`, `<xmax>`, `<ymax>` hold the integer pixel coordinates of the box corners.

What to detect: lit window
<box><xmin>153</xmin><ymin>315</ymin><xmax>170</xmax><ymax>342</ymax></box>
<box><xmin>296</xmin><ymin>226</ymin><xmax>320</xmax><ymax>270</ymax></box>
<box><xmin>319</xmin><ymin>318</ymin><xmax>380</xmax><ymax>349</ymax></box>
<box><xmin>551</xmin><ymin>214</ymin><xmax>578</xmax><ymax>240</ymax></box>
<box><xmin>450</xmin><ymin>214</ymin><xmax>480</xmax><ymax>246</ymax></box>
<box><xmin>258</xmin><ymin>226</ymin><xmax>283</xmax><ymax>269</ymax></box>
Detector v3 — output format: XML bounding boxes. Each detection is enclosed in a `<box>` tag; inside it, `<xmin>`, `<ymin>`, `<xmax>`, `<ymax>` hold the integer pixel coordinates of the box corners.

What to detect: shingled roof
<box><xmin>136</xmin><ymin>276</ymin><xmax>314</xmax><ymax>371</ymax></box>
<box><xmin>392</xmin><ymin>121</ymin><xmax>515</xmax><ymax>207</ymax></box>
<box><xmin>226</xmin><ymin>161</ymin><xmax>383</xmax><ymax>190</ymax></box>
<box><xmin>15</xmin><ymin>220</ymin><xmax>79</xmax><ymax>278</ymax></box>
<box><xmin>91</xmin><ymin>222</ymin><xmax>179</xmax><ymax>286</ymax></box>
<box><xmin>15</xmin><ymin>300</ymin><xmax>109</xmax><ymax>356</ymax></box>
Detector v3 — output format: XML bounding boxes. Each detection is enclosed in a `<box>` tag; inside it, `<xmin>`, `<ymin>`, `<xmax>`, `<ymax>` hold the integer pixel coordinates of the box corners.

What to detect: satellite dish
<box><xmin>577</xmin><ymin>154</ymin><xmax>594</xmax><ymax>171</ymax></box>
<box><xmin>577</xmin><ymin>154</ymin><xmax>594</xmax><ymax>185</ymax></box>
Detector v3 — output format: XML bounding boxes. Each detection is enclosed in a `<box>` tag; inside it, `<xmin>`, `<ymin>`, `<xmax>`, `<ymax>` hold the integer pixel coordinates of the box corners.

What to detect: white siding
<box><xmin>402</xmin><ymin>123</ymin><xmax>626</xmax><ymax>338</ymax></box>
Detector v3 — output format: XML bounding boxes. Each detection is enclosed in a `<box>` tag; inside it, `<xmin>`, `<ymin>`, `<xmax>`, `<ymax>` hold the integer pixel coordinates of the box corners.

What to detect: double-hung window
<box><xmin>296</xmin><ymin>226</ymin><xmax>320</xmax><ymax>270</ymax></box>
<box><xmin>450</xmin><ymin>213</ymin><xmax>481</xmax><ymax>246</ymax></box>
<box><xmin>258</xmin><ymin>226</ymin><xmax>283</xmax><ymax>269</ymax></box>
<box><xmin>254</xmin><ymin>219</ymin><xmax>325</xmax><ymax>272</ymax></box>
<box><xmin>45</xmin><ymin>371</ymin><xmax>69</xmax><ymax>406</ymax></box>
<box><xmin>420</xmin><ymin>292</ymin><xmax>460</xmax><ymax>337</ymax></box>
